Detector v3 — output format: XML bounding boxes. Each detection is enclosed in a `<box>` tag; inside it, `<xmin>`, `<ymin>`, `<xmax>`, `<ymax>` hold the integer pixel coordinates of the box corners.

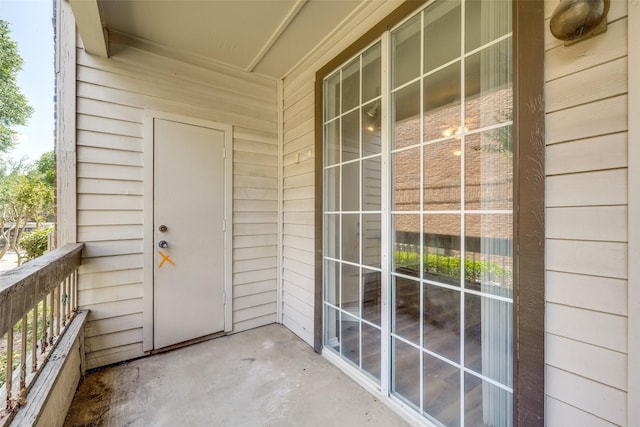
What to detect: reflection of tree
<box><xmin>484</xmin><ymin>112</ymin><xmax>512</xmax><ymax>157</ymax></box>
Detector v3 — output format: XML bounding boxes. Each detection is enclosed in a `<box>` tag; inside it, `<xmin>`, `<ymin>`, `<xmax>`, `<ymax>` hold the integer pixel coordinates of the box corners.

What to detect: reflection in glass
<box><xmin>464</xmin><ymin>373</ymin><xmax>513</xmax><ymax>427</ymax></box>
<box><xmin>423</xmin><ymin>214</ymin><xmax>461</xmax><ymax>286</ymax></box>
<box><xmin>342</xmin><ymin>57</ymin><xmax>360</xmax><ymax>113</ymax></box>
<box><xmin>464</xmin><ymin>293</ymin><xmax>513</xmax><ymax>387</ymax></box>
<box><xmin>362</xmin><ymin>214</ymin><xmax>381</xmax><ymax>269</ymax></box>
<box><xmin>423</xmin><ymin>353</ymin><xmax>460</xmax><ymax>427</ymax></box>
<box><xmin>393</xmin><ymin>82</ymin><xmax>421</xmax><ymax>150</ymax></box>
<box><xmin>424</xmin><ymin>0</ymin><xmax>461</xmax><ymax>73</ymax></box>
<box><xmin>423</xmin><ymin>62</ymin><xmax>461</xmax><ymax>143</ymax></box>
<box><xmin>392</xmin><ymin>14</ymin><xmax>421</xmax><ymax>88</ymax></box>
<box><xmin>341</xmin><ymin>263</ymin><xmax>360</xmax><ymax>314</ymax></box>
<box><xmin>362</xmin><ymin>100</ymin><xmax>382</xmax><ymax>156</ymax></box>
<box><xmin>362</xmin><ymin>268</ymin><xmax>381</xmax><ymax>325</ymax></box>
<box><xmin>423</xmin><ymin>140</ymin><xmax>461</xmax><ymax>211</ymax></box>
<box><xmin>392</xmin><ymin>338</ymin><xmax>420</xmax><ymax>408</ymax></box>
<box><xmin>324</xmin><ymin>259</ymin><xmax>339</xmax><ymax>306</ymax></box>
<box><xmin>393</xmin><ymin>214</ymin><xmax>420</xmax><ymax>275</ymax></box>
<box><xmin>362</xmin><ymin>323</ymin><xmax>381</xmax><ymax>382</ymax></box>
<box><xmin>341</xmin><ymin>213</ymin><xmax>359</xmax><ymax>264</ymax></box>
<box><xmin>464</xmin><ymin>129</ymin><xmax>513</xmax><ymax>211</ymax></box>
<box><xmin>362</xmin><ymin>157</ymin><xmax>381</xmax><ymax>211</ymax></box>
<box><xmin>362</xmin><ymin>43</ymin><xmax>382</xmax><ymax>103</ymax></box>
<box><xmin>342</xmin><ymin>161</ymin><xmax>360</xmax><ymax>212</ymax></box>
<box><xmin>324</xmin><ymin>120</ymin><xmax>340</xmax><ymax>167</ymax></box>
<box><xmin>341</xmin><ymin>311</ymin><xmax>360</xmax><ymax>366</ymax></box>
<box><xmin>465</xmin><ymin>0</ymin><xmax>512</xmax><ymax>53</ymax></box>
<box><xmin>324</xmin><ymin>214</ymin><xmax>339</xmax><ymax>259</ymax></box>
<box><xmin>324</xmin><ymin>165</ymin><xmax>339</xmax><ymax>212</ymax></box>
<box><xmin>324</xmin><ymin>71</ymin><xmax>340</xmax><ymax>121</ymax></box>
<box><xmin>423</xmin><ymin>284</ymin><xmax>460</xmax><ymax>362</ymax></box>
<box><xmin>465</xmin><ymin>40</ymin><xmax>512</xmax><ymax>132</ymax></box>
<box><xmin>465</xmin><ymin>214</ymin><xmax>513</xmax><ymax>293</ymax></box>
<box><xmin>342</xmin><ymin>109</ymin><xmax>360</xmax><ymax>162</ymax></box>
<box><xmin>393</xmin><ymin>276</ymin><xmax>420</xmax><ymax>344</ymax></box>
<box><xmin>393</xmin><ymin>148</ymin><xmax>420</xmax><ymax>212</ymax></box>
<box><xmin>324</xmin><ymin>305</ymin><xmax>340</xmax><ymax>353</ymax></box>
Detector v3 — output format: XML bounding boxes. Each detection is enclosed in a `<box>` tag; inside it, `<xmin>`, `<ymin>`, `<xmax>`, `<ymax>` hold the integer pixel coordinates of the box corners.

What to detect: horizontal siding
<box><xmin>75</xmin><ymin>41</ymin><xmax>278</xmax><ymax>367</ymax></box>
<box><xmin>544</xmin><ymin>1</ymin><xmax>629</xmax><ymax>424</ymax></box>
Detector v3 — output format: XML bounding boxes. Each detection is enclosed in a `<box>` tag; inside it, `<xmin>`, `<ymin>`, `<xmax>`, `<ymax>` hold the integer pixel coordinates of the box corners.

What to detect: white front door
<box><xmin>153</xmin><ymin>118</ymin><xmax>227</xmax><ymax>349</ymax></box>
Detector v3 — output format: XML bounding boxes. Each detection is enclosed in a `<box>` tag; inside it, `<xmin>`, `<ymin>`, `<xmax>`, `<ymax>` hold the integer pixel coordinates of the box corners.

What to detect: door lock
<box><xmin>159</xmin><ymin>225</ymin><xmax>168</xmax><ymax>232</ymax></box>
<box><xmin>158</xmin><ymin>240</ymin><xmax>169</xmax><ymax>249</ymax></box>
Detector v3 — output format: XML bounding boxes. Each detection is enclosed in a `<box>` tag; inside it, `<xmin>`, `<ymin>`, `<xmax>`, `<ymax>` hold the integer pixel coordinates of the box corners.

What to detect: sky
<box><xmin>1</xmin><ymin>0</ymin><xmax>55</xmax><ymax>163</ymax></box>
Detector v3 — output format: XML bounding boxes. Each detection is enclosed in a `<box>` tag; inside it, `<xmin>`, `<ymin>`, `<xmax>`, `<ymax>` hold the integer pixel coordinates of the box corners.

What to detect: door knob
<box><xmin>158</xmin><ymin>240</ymin><xmax>169</xmax><ymax>249</ymax></box>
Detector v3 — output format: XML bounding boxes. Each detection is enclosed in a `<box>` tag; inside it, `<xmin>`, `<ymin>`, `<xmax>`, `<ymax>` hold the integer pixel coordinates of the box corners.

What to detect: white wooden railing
<box><xmin>0</xmin><ymin>243</ymin><xmax>84</xmax><ymax>425</ymax></box>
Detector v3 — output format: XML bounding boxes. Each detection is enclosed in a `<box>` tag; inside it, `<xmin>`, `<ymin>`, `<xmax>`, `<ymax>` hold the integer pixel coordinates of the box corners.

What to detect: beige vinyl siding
<box><xmin>544</xmin><ymin>1</ymin><xmax>629</xmax><ymax>424</ymax></box>
<box><xmin>75</xmin><ymin>43</ymin><xmax>278</xmax><ymax>369</ymax></box>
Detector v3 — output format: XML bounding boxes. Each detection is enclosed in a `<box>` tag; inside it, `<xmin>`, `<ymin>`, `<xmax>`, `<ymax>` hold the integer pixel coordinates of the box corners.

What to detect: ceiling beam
<box><xmin>246</xmin><ymin>0</ymin><xmax>307</xmax><ymax>73</ymax></box>
<box><xmin>67</xmin><ymin>0</ymin><xmax>109</xmax><ymax>57</ymax></box>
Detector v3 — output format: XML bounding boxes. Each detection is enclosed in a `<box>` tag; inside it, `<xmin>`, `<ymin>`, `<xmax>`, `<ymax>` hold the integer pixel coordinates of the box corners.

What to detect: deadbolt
<box><xmin>158</xmin><ymin>240</ymin><xmax>169</xmax><ymax>249</ymax></box>
<box><xmin>159</xmin><ymin>225</ymin><xmax>168</xmax><ymax>232</ymax></box>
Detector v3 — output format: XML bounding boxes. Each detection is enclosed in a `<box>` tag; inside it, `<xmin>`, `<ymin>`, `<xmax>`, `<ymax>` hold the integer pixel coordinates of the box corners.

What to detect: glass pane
<box><xmin>341</xmin><ymin>213</ymin><xmax>359</xmax><ymax>264</ymax></box>
<box><xmin>324</xmin><ymin>120</ymin><xmax>340</xmax><ymax>167</ymax></box>
<box><xmin>424</xmin><ymin>140</ymin><xmax>461</xmax><ymax>211</ymax></box>
<box><xmin>324</xmin><ymin>71</ymin><xmax>340</xmax><ymax>121</ymax></box>
<box><xmin>362</xmin><ymin>100</ymin><xmax>382</xmax><ymax>156</ymax></box>
<box><xmin>342</xmin><ymin>109</ymin><xmax>360</xmax><ymax>162</ymax></box>
<box><xmin>341</xmin><ymin>263</ymin><xmax>360</xmax><ymax>314</ymax></box>
<box><xmin>362</xmin><ymin>213</ymin><xmax>381</xmax><ymax>269</ymax></box>
<box><xmin>341</xmin><ymin>311</ymin><xmax>360</xmax><ymax>366</ymax></box>
<box><xmin>423</xmin><ymin>61</ymin><xmax>461</xmax><ymax>143</ymax></box>
<box><xmin>324</xmin><ymin>214</ymin><xmax>339</xmax><ymax>259</ymax></box>
<box><xmin>342</xmin><ymin>161</ymin><xmax>360</xmax><ymax>212</ymax></box>
<box><xmin>362</xmin><ymin>157</ymin><xmax>381</xmax><ymax>211</ymax></box>
<box><xmin>464</xmin><ymin>129</ymin><xmax>513</xmax><ymax>211</ymax></box>
<box><xmin>324</xmin><ymin>259</ymin><xmax>339</xmax><ymax>305</ymax></box>
<box><xmin>362</xmin><ymin>323</ymin><xmax>381</xmax><ymax>382</ymax></box>
<box><xmin>392</xmin><ymin>337</ymin><xmax>420</xmax><ymax>408</ymax></box>
<box><xmin>465</xmin><ymin>214</ymin><xmax>513</xmax><ymax>293</ymax></box>
<box><xmin>393</xmin><ymin>147</ymin><xmax>420</xmax><ymax>212</ymax></box>
<box><xmin>324</xmin><ymin>165</ymin><xmax>339</xmax><ymax>212</ymax></box>
<box><xmin>324</xmin><ymin>305</ymin><xmax>340</xmax><ymax>353</ymax></box>
<box><xmin>465</xmin><ymin>39</ymin><xmax>512</xmax><ymax>132</ymax></box>
<box><xmin>393</xmin><ymin>81</ymin><xmax>421</xmax><ymax>150</ymax></box>
<box><xmin>342</xmin><ymin>57</ymin><xmax>360</xmax><ymax>113</ymax></box>
<box><xmin>393</xmin><ymin>214</ymin><xmax>420</xmax><ymax>276</ymax></box>
<box><xmin>464</xmin><ymin>373</ymin><xmax>513</xmax><ymax>427</ymax></box>
<box><xmin>362</xmin><ymin>268</ymin><xmax>381</xmax><ymax>325</ymax></box>
<box><xmin>464</xmin><ymin>293</ymin><xmax>513</xmax><ymax>387</ymax></box>
<box><xmin>362</xmin><ymin>43</ymin><xmax>381</xmax><ymax>103</ymax></box>
<box><xmin>424</xmin><ymin>0</ymin><xmax>461</xmax><ymax>73</ymax></box>
<box><xmin>423</xmin><ymin>214</ymin><xmax>461</xmax><ymax>286</ymax></box>
<box><xmin>423</xmin><ymin>353</ymin><xmax>460</xmax><ymax>427</ymax></box>
<box><xmin>393</xmin><ymin>276</ymin><xmax>420</xmax><ymax>344</ymax></box>
<box><xmin>465</xmin><ymin>0</ymin><xmax>512</xmax><ymax>53</ymax></box>
<box><xmin>423</xmin><ymin>284</ymin><xmax>460</xmax><ymax>362</ymax></box>
<box><xmin>392</xmin><ymin>13</ymin><xmax>421</xmax><ymax>88</ymax></box>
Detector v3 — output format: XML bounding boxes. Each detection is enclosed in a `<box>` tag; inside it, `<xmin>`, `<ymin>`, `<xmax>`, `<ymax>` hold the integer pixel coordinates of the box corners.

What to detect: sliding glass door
<box><xmin>323</xmin><ymin>1</ymin><xmax>513</xmax><ymax>425</ymax></box>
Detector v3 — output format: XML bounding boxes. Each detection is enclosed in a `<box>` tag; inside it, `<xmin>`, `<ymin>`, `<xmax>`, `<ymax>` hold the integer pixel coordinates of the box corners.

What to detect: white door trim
<box><xmin>143</xmin><ymin>111</ymin><xmax>233</xmax><ymax>352</ymax></box>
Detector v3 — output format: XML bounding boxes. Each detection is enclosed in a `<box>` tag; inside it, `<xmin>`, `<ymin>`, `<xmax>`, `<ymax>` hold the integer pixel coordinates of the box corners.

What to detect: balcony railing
<box><xmin>0</xmin><ymin>243</ymin><xmax>84</xmax><ymax>425</ymax></box>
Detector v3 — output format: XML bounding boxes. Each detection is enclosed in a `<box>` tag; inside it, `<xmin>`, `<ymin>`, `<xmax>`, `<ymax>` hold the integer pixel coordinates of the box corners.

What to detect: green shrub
<box><xmin>20</xmin><ymin>226</ymin><xmax>54</xmax><ymax>262</ymax></box>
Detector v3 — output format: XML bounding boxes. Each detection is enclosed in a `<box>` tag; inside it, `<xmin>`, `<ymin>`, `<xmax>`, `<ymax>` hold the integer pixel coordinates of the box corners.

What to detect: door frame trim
<box><xmin>142</xmin><ymin>111</ymin><xmax>233</xmax><ymax>352</ymax></box>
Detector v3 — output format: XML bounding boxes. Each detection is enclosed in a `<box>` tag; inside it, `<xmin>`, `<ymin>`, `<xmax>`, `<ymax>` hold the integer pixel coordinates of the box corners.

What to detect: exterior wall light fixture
<box><xmin>550</xmin><ymin>0</ymin><xmax>610</xmax><ymax>45</ymax></box>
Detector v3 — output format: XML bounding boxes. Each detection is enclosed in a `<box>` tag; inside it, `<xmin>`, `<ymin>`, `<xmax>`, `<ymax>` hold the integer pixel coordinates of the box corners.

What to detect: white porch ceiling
<box><xmin>90</xmin><ymin>0</ymin><xmax>366</xmax><ymax>79</ymax></box>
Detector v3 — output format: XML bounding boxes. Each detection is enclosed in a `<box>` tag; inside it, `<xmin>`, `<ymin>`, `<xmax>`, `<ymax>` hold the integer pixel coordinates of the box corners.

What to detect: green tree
<box><xmin>0</xmin><ymin>19</ymin><xmax>34</xmax><ymax>153</ymax></box>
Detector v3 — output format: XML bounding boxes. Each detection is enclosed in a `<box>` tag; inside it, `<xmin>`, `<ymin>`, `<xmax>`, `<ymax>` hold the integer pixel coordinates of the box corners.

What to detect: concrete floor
<box><xmin>64</xmin><ymin>324</ymin><xmax>410</xmax><ymax>427</ymax></box>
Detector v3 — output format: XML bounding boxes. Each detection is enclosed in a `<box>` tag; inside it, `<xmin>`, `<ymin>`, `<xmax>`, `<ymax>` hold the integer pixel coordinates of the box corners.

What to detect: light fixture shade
<box><xmin>550</xmin><ymin>0</ymin><xmax>610</xmax><ymax>43</ymax></box>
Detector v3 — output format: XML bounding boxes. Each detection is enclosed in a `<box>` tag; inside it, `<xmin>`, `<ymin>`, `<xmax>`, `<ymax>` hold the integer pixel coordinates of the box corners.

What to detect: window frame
<box><xmin>313</xmin><ymin>1</ymin><xmax>545</xmax><ymax>424</ymax></box>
